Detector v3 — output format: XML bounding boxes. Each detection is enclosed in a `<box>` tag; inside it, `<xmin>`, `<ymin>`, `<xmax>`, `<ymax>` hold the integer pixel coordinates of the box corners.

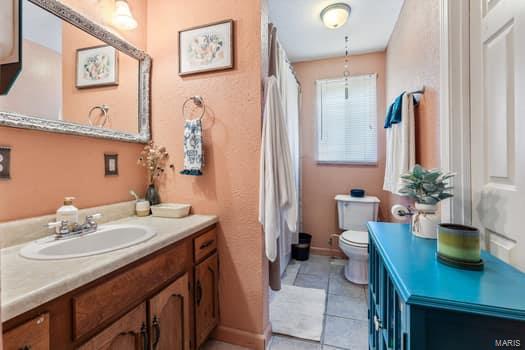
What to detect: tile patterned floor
<box><xmin>271</xmin><ymin>255</ymin><xmax>369</xmax><ymax>350</ymax></box>
<box><xmin>204</xmin><ymin>255</ymin><xmax>368</xmax><ymax>350</ymax></box>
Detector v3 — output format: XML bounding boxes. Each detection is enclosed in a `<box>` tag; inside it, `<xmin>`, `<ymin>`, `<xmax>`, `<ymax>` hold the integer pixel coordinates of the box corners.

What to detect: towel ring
<box><xmin>88</xmin><ymin>105</ymin><xmax>110</xmax><ymax>127</ymax></box>
<box><xmin>182</xmin><ymin>96</ymin><xmax>205</xmax><ymax>121</ymax></box>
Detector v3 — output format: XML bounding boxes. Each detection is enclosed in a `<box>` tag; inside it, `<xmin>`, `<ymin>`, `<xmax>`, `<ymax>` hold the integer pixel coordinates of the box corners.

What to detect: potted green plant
<box><xmin>399</xmin><ymin>165</ymin><xmax>455</xmax><ymax>239</ymax></box>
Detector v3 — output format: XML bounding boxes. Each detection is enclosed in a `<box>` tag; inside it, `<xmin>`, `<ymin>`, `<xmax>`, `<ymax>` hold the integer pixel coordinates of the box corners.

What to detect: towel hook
<box><xmin>182</xmin><ymin>96</ymin><xmax>205</xmax><ymax>121</ymax></box>
<box><xmin>88</xmin><ymin>104</ymin><xmax>110</xmax><ymax>127</ymax></box>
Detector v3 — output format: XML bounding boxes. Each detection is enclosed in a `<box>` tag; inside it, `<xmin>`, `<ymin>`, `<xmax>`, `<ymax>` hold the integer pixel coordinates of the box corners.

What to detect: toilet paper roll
<box><xmin>391</xmin><ymin>204</ymin><xmax>410</xmax><ymax>221</ymax></box>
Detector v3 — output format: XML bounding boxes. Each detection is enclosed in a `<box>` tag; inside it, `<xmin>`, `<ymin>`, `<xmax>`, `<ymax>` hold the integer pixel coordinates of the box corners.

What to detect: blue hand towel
<box><xmin>180</xmin><ymin>119</ymin><xmax>204</xmax><ymax>176</ymax></box>
<box><xmin>384</xmin><ymin>92</ymin><xmax>405</xmax><ymax>128</ymax></box>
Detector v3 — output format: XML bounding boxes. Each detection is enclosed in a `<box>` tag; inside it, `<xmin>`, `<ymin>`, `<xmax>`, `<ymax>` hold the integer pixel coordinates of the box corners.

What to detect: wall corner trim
<box><xmin>439</xmin><ymin>0</ymin><xmax>472</xmax><ymax>225</ymax></box>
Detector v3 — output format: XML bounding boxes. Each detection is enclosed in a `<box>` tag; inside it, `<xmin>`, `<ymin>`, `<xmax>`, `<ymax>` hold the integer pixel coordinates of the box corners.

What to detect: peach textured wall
<box><xmin>0</xmin><ymin>0</ymin><xmax>148</xmax><ymax>222</ymax></box>
<box><xmin>0</xmin><ymin>40</ymin><xmax>62</xmax><ymax>120</ymax></box>
<box><xmin>294</xmin><ymin>52</ymin><xmax>389</xmax><ymax>253</ymax></box>
<box><xmin>386</xmin><ymin>0</ymin><xmax>440</xmax><ymax>168</ymax></box>
<box><xmin>147</xmin><ymin>0</ymin><xmax>269</xmax><ymax>349</ymax></box>
<box><xmin>61</xmin><ymin>22</ymin><xmax>139</xmax><ymax>133</ymax></box>
<box><xmin>60</xmin><ymin>0</ymin><xmax>147</xmax><ymax>51</ymax></box>
<box><xmin>0</xmin><ymin>127</ymin><xmax>146</xmax><ymax>221</ymax></box>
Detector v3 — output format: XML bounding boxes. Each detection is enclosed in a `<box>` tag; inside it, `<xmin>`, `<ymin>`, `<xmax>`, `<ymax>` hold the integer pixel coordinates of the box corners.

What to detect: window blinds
<box><xmin>316</xmin><ymin>74</ymin><xmax>377</xmax><ymax>164</ymax></box>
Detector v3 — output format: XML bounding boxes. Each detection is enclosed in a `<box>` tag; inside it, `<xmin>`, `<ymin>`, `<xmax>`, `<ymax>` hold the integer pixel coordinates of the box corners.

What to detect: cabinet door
<box><xmin>149</xmin><ymin>273</ymin><xmax>191</xmax><ymax>350</ymax></box>
<box><xmin>195</xmin><ymin>253</ymin><xmax>219</xmax><ymax>348</ymax></box>
<box><xmin>79</xmin><ymin>303</ymin><xmax>147</xmax><ymax>350</ymax></box>
<box><xmin>3</xmin><ymin>313</ymin><xmax>50</xmax><ymax>350</ymax></box>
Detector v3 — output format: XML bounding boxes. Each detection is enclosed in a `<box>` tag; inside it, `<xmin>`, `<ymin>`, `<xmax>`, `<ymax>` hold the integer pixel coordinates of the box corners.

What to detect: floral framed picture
<box><xmin>179</xmin><ymin>19</ymin><xmax>234</xmax><ymax>76</ymax></box>
<box><xmin>76</xmin><ymin>45</ymin><xmax>119</xmax><ymax>89</ymax></box>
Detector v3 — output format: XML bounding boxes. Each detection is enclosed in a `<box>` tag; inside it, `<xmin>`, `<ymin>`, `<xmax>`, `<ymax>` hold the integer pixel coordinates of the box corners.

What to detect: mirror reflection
<box><xmin>0</xmin><ymin>0</ymin><xmax>140</xmax><ymax>134</ymax></box>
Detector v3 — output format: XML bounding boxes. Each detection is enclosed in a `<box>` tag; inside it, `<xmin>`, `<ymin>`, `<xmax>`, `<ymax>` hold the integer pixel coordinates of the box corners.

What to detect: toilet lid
<box><xmin>340</xmin><ymin>230</ymin><xmax>369</xmax><ymax>246</ymax></box>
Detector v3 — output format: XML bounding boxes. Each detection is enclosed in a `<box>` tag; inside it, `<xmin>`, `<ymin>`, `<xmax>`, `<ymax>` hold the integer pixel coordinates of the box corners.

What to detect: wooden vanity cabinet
<box><xmin>148</xmin><ymin>273</ymin><xmax>191</xmax><ymax>350</ymax></box>
<box><xmin>194</xmin><ymin>253</ymin><xmax>219</xmax><ymax>349</ymax></box>
<box><xmin>3</xmin><ymin>313</ymin><xmax>50</xmax><ymax>350</ymax></box>
<box><xmin>2</xmin><ymin>224</ymin><xmax>219</xmax><ymax>350</ymax></box>
<box><xmin>78</xmin><ymin>304</ymin><xmax>147</xmax><ymax>350</ymax></box>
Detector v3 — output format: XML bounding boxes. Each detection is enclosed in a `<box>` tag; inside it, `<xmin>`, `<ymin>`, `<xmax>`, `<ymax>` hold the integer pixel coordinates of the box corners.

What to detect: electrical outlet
<box><xmin>0</xmin><ymin>147</ymin><xmax>11</xmax><ymax>180</ymax></box>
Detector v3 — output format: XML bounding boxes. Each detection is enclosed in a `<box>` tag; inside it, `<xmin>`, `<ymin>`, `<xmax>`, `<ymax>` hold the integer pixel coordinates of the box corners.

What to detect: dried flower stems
<box><xmin>137</xmin><ymin>141</ymin><xmax>170</xmax><ymax>185</ymax></box>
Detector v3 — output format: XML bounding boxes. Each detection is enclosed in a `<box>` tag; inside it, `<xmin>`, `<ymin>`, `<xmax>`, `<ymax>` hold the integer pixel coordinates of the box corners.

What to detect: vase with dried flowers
<box><xmin>137</xmin><ymin>141</ymin><xmax>169</xmax><ymax>206</ymax></box>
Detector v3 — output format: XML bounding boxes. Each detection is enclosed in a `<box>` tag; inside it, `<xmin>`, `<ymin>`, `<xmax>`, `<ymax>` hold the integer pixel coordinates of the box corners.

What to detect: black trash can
<box><xmin>292</xmin><ymin>232</ymin><xmax>312</xmax><ymax>261</ymax></box>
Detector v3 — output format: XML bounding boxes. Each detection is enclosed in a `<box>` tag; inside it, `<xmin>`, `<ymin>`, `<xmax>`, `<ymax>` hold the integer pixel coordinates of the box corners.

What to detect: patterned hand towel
<box><xmin>180</xmin><ymin>119</ymin><xmax>204</xmax><ymax>176</ymax></box>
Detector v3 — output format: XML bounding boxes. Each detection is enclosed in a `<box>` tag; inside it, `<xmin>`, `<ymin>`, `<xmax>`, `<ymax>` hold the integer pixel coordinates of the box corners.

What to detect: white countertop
<box><xmin>1</xmin><ymin>214</ymin><xmax>218</xmax><ymax>322</ymax></box>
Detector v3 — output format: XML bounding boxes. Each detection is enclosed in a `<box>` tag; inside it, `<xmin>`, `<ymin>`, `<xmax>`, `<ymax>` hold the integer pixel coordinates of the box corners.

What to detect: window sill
<box><xmin>316</xmin><ymin>160</ymin><xmax>378</xmax><ymax>166</ymax></box>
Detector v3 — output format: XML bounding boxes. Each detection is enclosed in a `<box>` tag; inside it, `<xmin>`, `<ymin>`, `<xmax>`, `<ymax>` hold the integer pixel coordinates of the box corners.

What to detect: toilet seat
<box><xmin>340</xmin><ymin>230</ymin><xmax>368</xmax><ymax>248</ymax></box>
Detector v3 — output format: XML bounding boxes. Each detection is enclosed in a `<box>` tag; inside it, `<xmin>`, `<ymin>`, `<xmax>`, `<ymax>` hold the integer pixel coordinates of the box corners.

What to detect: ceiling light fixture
<box><xmin>320</xmin><ymin>3</ymin><xmax>351</xmax><ymax>29</ymax></box>
<box><xmin>113</xmin><ymin>0</ymin><xmax>138</xmax><ymax>31</ymax></box>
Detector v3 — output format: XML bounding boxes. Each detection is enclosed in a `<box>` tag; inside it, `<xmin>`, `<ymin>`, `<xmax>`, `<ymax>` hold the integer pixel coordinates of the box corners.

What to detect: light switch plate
<box><xmin>0</xmin><ymin>147</ymin><xmax>11</xmax><ymax>180</ymax></box>
<box><xmin>104</xmin><ymin>153</ymin><xmax>118</xmax><ymax>176</ymax></box>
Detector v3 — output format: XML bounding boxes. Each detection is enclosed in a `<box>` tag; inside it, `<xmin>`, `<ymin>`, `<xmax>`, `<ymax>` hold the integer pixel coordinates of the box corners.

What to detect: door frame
<box><xmin>439</xmin><ymin>0</ymin><xmax>472</xmax><ymax>225</ymax></box>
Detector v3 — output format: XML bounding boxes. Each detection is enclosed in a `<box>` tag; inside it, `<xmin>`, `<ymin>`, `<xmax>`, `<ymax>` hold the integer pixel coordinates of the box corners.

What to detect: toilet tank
<box><xmin>335</xmin><ymin>195</ymin><xmax>380</xmax><ymax>231</ymax></box>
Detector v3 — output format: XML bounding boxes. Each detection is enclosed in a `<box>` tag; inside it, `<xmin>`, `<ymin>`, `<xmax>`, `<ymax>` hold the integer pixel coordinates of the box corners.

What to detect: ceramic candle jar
<box><xmin>437</xmin><ymin>224</ymin><xmax>481</xmax><ymax>262</ymax></box>
<box><xmin>135</xmin><ymin>200</ymin><xmax>151</xmax><ymax>217</ymax></box>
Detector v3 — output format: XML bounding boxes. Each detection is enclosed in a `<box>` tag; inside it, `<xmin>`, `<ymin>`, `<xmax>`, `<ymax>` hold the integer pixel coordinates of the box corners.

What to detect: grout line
<box><xmin>324</xmin><ymin>313</ymin><xmax>369</xmax><ymax>324</ymax></box>
<box><xmin>291</xmin><ymin>271</ymin><xmax>298</xmax><ymax>285</ymax></box>
<box><xmin>296</xmin><ymin>272</ymin><xmax>330</xmax><ymax>280</ymax></box>
<box><xmin>320</xmin><ymin>265</ymin><xmax>330</xmax><ymax>347</ymax></box>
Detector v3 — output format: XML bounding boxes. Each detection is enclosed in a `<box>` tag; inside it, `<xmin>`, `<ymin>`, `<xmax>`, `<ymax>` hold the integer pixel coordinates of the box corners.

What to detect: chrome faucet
<box><xmin>48</xmin><ymin>213</ymin><xmax>102</xmax><ymax>240</ymax></box>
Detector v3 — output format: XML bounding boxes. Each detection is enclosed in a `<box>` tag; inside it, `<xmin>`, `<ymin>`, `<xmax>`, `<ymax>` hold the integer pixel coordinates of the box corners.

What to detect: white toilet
<box><xmin>335</xmin><ymin>195</ymin><xmax>380</xmax><ymax>285</ymax></box>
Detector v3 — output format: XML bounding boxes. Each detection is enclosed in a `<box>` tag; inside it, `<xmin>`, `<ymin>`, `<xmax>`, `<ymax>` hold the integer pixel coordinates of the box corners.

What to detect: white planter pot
<box><xmin>412</xmin><ymin>203</ymin><xmax>440</xmax><ymax>239</ymax></box>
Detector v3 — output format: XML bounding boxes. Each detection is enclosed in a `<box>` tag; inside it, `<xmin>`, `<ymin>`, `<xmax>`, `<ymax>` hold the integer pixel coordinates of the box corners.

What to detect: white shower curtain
<box><xmin>276</xmin><ymin>41</ymin><xmax>301</xmax><ymax>275</ymax></box>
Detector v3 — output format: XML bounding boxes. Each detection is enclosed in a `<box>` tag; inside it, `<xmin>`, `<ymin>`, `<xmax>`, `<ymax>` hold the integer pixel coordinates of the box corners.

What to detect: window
<box><xmin>316</xmin><ymin>74</ymin><xmax>377</xmax><ymax>164</ymax></box>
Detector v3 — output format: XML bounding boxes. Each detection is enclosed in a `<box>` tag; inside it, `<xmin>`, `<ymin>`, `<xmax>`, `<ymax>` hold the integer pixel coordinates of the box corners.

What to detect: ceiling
<box><xmin>268</xmin><ymin>0</ymin><xmax>404</xmax><ymax>62</ymax></box>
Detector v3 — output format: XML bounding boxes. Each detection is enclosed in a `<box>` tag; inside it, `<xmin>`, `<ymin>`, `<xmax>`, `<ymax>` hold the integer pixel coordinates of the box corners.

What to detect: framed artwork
<box><xmin>179</xmin><ymin>19</ymin><xmax>234</xmax><ymax>76</ymax></box>
<box><xmin>0</xmin><ymin>0</ymin><xmax>20</xmax><ymax>65</ymax></box>
<box><xmin>76</xmin><ymin>45</ymin><xmax>119</xmax><ymax>89</ymax></box>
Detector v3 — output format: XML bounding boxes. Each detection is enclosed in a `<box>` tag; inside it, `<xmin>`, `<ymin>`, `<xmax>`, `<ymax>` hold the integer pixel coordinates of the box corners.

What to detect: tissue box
<box><xmin>151</xmin><ymin>203</ymin><xmax>191</xmax><ymax>218</ymax></box>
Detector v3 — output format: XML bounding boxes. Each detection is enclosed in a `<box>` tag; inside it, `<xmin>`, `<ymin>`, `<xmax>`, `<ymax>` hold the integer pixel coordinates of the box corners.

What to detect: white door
<box><xmin>470</xmin><ymin>0</ymin><xmax>525</xmax><ymax>271</ymax></box>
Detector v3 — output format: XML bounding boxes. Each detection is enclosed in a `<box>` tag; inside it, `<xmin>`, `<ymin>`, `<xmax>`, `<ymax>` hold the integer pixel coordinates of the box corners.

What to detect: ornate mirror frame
<box><xmin>0</xmin><ymin>0</ymin><xmax>152</xmax><ymax>143</ymax></box>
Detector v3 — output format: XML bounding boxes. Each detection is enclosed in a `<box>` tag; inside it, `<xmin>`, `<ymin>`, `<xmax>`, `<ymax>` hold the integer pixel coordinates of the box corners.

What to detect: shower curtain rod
<box><xmin>280</xmin><ymin>42</ymin><xmax>301</xmax><ymax>89</ymax></box>
<box><xmin>268</xmin><ymin>23</ymin><xmax>301</xmax><ymax>90</ymax></box>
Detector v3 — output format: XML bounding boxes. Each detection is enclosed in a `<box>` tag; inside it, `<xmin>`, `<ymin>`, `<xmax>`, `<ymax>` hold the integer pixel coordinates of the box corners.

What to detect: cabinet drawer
<box><xmin>73</xmin><ymin>241</ymin><xmax>189</xmax><ymax>340</ymax></box>
<box><xmin>194</xmin><ymin>228</ymin><xmax>217</xmax><ymax>262</ymax></box>
<box><xmin>3</xmin><ymin>313</ymin><xmax>50</xmax><ymax>350</ymax></box>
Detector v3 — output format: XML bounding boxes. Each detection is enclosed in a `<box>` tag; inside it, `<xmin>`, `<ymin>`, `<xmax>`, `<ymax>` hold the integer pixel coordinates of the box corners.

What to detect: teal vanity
<box><xmin>368</xmin><ymin>222</ymin><xmax>525</xmax><ymax>350</ymax></box>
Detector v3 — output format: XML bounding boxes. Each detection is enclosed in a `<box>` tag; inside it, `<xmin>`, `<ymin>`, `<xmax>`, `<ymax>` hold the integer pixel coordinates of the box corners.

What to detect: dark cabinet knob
<box><xmin>196</xmin><ymin>280</ymin><xmax>203</xmax><ymax>305</ymax></box>
<box><xmin>140</xmin><ymin>322</ymin><xmax>149</xmax><ymax>350</ymax></box>
<box><xmin>200</xmin><ymin>239</ymin><xmax>214</xmax><ymax>250</ymax></box>
<box><xmin>152</xmin><ymin>316</ymin><xmax>161</xmax><ymax>350</ymax></box>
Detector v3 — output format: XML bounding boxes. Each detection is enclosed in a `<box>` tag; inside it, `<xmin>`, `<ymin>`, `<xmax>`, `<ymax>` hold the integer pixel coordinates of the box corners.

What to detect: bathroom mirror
<box><xmin>0</xmin><ymin>0</ymin><xmax>22</xmax><ymax>95</ymax></box>
<box><xmin>0</xmin><ymin>0</ymin><xmax>151</xmax><ymax>143</ymax></box>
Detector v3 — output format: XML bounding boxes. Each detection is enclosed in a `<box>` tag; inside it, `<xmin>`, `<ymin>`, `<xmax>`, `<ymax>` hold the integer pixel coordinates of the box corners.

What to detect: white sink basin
<box><xmin>20</xmin><ymin>224</ymin><xmax>156</xmax><ymax>260</ymax></box>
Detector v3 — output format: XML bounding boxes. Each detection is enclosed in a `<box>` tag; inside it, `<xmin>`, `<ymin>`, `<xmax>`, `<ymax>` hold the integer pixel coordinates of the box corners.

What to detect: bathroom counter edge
<box><xmin>0</xmin><ymin>214</ymin><xmax>218</xmax><ymax>322</ymax></box>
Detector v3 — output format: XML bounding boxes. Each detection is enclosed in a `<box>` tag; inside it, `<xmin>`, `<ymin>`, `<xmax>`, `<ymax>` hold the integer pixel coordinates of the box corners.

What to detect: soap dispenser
<box><xmin>56</xmin><ymin>197</ymin><xmax>79</xmax><ymax>232</ymax></box>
